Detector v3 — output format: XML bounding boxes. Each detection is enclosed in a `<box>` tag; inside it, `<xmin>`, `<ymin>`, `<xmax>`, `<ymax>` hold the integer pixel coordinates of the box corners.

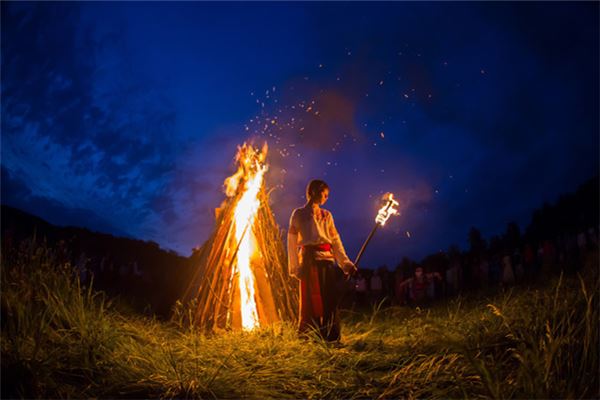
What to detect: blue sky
<box><xmin>2</xmin><ymin>2</ymin><xmax>598</xmax><ymax>267</ymax></box>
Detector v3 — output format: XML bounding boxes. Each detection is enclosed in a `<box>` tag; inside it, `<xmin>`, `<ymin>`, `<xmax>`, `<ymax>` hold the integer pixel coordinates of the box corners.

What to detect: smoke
<box><xmin>395</xmin><ymin>181</ymin><xmax>433</xmax><ymax>215</ymax></box>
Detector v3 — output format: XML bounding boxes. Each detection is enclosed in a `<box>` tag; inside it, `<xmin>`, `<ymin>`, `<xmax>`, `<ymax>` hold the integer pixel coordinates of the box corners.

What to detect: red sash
<box><xmin>303</xmin><ymin>243</ymin><xmax>332</xmax><ymax>252</ymax></box>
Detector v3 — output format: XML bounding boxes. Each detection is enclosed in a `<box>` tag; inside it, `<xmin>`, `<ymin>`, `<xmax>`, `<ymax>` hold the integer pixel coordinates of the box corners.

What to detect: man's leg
<box><xmin>299</xmin><ymin>264</ymin><xmax>323</xmax><ymax>336</ymax></box>
<box><xmin>320</xmin><ymin>262</ymin><xmax>341</xmax><ymax>342</ymax></box>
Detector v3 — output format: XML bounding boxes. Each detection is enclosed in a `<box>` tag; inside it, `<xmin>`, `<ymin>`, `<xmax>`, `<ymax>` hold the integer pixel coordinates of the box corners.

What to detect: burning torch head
<box><xmin>375</xmin><ymin>192</ymin><xmax>399</xmax><ymax>226</ymax></box>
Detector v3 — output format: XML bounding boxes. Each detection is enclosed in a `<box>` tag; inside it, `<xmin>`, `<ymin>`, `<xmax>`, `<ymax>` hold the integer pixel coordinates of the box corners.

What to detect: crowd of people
<box><xmin>345</xmin><ymin>226</ymin><xmax>599</xmax><ymax>309</ymax></box>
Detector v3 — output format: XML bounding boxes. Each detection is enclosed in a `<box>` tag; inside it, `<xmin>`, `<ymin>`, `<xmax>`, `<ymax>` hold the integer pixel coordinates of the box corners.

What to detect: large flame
<box><xmin>226</xmin><ymin>143</ymin><xmax>268</xmax><ymax>331</ymax></box>
<box><xmin>375</xmin><ymin>193</ymin><xmax>399</xmax><ymax>226</ymax></box>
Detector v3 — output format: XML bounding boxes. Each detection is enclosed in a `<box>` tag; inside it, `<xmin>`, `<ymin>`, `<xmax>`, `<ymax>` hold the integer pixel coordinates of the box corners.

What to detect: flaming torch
<box><xmin>353</xmin><ymin>193</ymin><xmax>400</xmax><ymax>268</ymax></box>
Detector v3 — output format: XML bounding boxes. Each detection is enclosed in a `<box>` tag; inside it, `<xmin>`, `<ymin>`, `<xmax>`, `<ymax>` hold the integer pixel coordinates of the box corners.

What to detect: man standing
<box><xmin>287</xmin><ymin>179</ymin><xmax>356</xmax><ymax>342</ymax></box>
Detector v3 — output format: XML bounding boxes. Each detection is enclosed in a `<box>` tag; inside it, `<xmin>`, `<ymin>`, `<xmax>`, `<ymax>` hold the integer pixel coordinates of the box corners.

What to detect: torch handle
<box><xmin>354</xmin><ymin>223</ymin><xmax>379</xmax><ymax>267</ymax></box>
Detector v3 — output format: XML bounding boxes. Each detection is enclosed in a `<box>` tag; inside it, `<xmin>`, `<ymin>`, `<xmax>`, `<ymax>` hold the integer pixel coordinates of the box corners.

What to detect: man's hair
<box><xmin>306</xmin><ymin>179</ymin><xmax>329</xmax><ymax>201</ymax></box>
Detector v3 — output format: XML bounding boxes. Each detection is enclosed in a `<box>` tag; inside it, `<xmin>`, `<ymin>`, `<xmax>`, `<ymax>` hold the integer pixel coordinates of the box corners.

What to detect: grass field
<box><xmin>2</xmin><ymin>240</ymin><xmax>598</xmax><ymax>399</ymax></box>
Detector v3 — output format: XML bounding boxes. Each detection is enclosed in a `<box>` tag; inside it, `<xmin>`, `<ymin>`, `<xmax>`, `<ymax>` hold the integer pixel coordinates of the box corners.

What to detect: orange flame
<box><xmin>375</xmin><ymin>193</ymin><xmax>399</xmax><ymax>226</ymax></box>
<box><xmin>226</xmin><ymin>143</ymin><xmax>268</xmax><ymax>330</ymax></box>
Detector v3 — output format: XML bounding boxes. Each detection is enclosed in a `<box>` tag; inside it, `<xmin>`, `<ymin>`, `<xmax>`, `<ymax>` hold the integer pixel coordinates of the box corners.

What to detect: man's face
<box><xmin>317</xmin><ymin>188</ymin><xmax>329</xmax><ymax>205</ymax></box>
<box><xmin>415</xmin><ymin>267</ymin><xmax>423</xmax><ymax>278</ymax></box>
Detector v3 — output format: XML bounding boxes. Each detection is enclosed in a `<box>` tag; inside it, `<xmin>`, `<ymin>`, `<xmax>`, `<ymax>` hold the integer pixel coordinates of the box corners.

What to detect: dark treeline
<box><xmin>2</xmin><ymin>175</ymin><xmax>598</xmax><ymax>317</ymax></box>
<box><xmin>1</xmin><ymin>206</ymin><xmax>193</xmax><ymax>318</ymax></box>
<box><xmin>349</xmin><ymin>175</ymin><xmax>599</xmax><ymax>308</ymax></box>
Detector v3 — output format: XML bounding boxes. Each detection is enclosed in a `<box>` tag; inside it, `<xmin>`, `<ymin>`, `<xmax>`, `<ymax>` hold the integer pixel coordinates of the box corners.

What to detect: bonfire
<box><xmin>182</xmin><ymin>143</ymin><xmax>298</xmax><ymax>331</ymax></box>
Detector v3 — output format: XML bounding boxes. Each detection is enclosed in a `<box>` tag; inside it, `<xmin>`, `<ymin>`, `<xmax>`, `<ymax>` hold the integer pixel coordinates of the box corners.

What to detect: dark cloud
<box><xmin>1</xmin><ymin>2</ymin><xmax>185</xmax><ymax>248</ymax></box>
<box><xmin>1</xmin><ymin>166</ymin><xmax>129</xmax><ymax>237</ymax></box>
<box><xmin>2</xmin><ymin>3</ymin><xmax>94</xmax><ymax>146</ymax></box>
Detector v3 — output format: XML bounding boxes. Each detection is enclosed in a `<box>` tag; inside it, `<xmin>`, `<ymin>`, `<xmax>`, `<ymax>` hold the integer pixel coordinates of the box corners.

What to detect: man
<box><xmin>287</xmin><ymin>179</ymin><xmax>356</xmax><ymax>341</ymax></box>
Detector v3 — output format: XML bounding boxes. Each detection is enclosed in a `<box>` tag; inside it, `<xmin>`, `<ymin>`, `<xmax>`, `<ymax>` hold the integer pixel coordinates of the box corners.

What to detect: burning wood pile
<box><xmin>182</xmin><ymin>143</ymin><xmax>298</xmax><ymax>331</ymax></box>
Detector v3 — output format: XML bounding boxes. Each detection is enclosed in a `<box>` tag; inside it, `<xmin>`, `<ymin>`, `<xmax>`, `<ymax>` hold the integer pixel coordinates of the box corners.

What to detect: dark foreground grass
<box><xmin>2</xmin><ymin>240</ymin><xmax>598</xmax><ymax>399</ymax></box>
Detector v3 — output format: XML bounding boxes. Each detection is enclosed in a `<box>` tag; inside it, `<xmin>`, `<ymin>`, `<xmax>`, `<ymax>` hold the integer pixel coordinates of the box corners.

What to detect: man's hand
<box><xmin>342</xmin><ymin>261</ymin><xmax>358</xmax><ymax>277</ymax></box>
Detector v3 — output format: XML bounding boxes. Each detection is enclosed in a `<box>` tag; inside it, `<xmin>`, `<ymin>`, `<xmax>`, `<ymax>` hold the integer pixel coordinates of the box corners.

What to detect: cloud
<box><xmin>1</xmin><ymin>166</ymin><xmax>129</xmax><ymax>237</ymax></box>
<box><xmin>1</xmin><ymin>2</ymin><xmax>185</xmax><ymax>250</ymax></box>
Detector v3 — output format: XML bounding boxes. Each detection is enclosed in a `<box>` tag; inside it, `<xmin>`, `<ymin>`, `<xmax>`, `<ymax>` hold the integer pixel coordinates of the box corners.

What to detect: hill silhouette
<box><xmin>1</xmin><ymin>205</ymin><xmax>193</xmax><ymax>317</ymax></box>
<box><xmin>1</xmin><ymin>174</ymin><xmax>597</xmax><ymax>317</ymax></box>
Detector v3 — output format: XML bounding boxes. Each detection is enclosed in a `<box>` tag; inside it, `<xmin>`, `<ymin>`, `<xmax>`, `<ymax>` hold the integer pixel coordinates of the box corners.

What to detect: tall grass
<box><xmin>2</xmin><ymin>239</ymin><xmax>598</xmax><ymax>399</ymax></box>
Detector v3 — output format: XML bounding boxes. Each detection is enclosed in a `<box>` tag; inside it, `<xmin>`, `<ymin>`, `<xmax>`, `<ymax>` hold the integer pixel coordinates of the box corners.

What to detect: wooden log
<box><xmin>181</xmin><ymin>182</ymin><xmax>298</xmax><ymax>331</ymax></box>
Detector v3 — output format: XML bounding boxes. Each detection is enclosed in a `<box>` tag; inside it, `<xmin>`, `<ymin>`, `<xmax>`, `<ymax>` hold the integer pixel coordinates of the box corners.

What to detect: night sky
<box><xmin>2</xmin><ymin>2</ymin><xmax>598</xmax><ymax>268</ymax></box>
